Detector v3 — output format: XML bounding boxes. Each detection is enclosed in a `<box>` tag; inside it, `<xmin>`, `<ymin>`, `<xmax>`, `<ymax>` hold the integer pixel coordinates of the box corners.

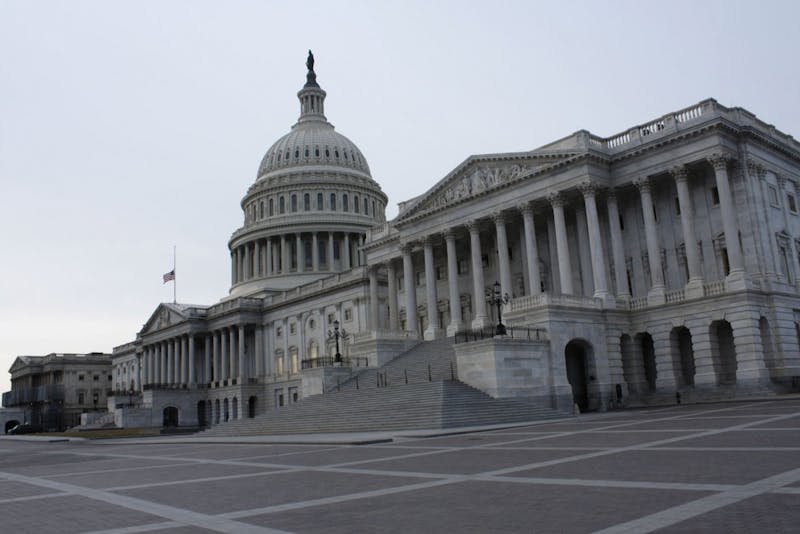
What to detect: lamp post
<box><xmin>491</xmin><ymin>281</ymin><xmax>510</xmax><ymax>336</ymax></box>
<box><xmin>327</xmin><ymin>319</ymin><xmax>348</xmax><ymax>363</ymax></box>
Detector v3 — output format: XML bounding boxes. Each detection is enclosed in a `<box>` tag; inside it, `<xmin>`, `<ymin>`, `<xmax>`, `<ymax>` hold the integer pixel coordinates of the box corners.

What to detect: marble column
<box><xmin>423</xmin><ymin>237</ymin><xmax>442</xmax><ymax>339</ymax></box>
<box><xmin>237</xmin><ymin>247</ymin><xmax>244</xmax><ymax>282</ymax></box>
<box><xmin>312</xmin><ymin>232</ymin><xmax>319</xmax><ymax>271</ymax></box>
<box><xmin>180</xmin><ymin>335</ymin><xmax>188</xmax><ymax>385</ymax></box>
<box><xmin>670</xmin><ymin>165</ymin><xmax>704</xmax><ymax>296</ymax></box>
<box><xmin>231</xmin><ymin>251</ymin><xmax>236</xmax><ymax>284</ymax></box>
<box><xmin>445</xmin><ymin>230</ymin><xmax>463</xmax><ymax>335</ymax></box>
<box><xmin>281</xmin><ymin>235</ymin><xmax>288</xmax><ymax>273</ymax></box>
<box><xmin>520</xmin><ymin>204</ymin><xmax>542</xmax><ymax>296</ymax></box>
<box><xmin>343</xmin><ymin>233</ymin><xmax>351</xmax><ymax>270</ymax></box>
<box><xmin>229</xmin><ymin>327</ymin><xmax>237</xmax><ymax>382</ymax></box>
<box><xmin>167</xmin><ymin>339</ymin><xmax>175</xmax><ymax>385</ymax></box>
<box><xmin>328</xmin><ymin>232</ymin><xmax>335</xmax><ymax>270</ymax></box>
<box><xmin>266</xmin><ymin>238</ymin><xmax>273</xmax><ymax>276</ymax></box>
<box><xmin>467</xmin><ymin>220</ymin><xmax>490</xmax><ymax>328</ymax></box>
<box><xmin>255</xmin><ymin>325</ymin><xmax>264</xmax><ymax>378</ymax></box>
<box><xmin>387</xmin><ymin>260</ymin><xmax>399</xmax><ymax>330</ymax></box>
<box><xmin>296</xmin><ymin>234</ymin><xmax>304</xmax><ymax>273</ymax></box>
<box><xmin>238</xmin><ymin>325</ymin><xmax>247</xmax><ymax>382</ymax></box>
<box><xmin>494</xmin><ymin>213</ymin><xmax>513</xmax><ymax>298</ymax></box>
<box><xmin>606</xmin><ymin>190</ymin><xmax>629</xmax><ymax>298</ymax></box>
<box><xmin>579</xmin><ymin>181</ymin><xmax>610</xmax><ymax>299</ymax></box>
<box><xmin>220</xmin><ymin>329</ymin><xmax>229</xmax><ymax>381</ymax></box>
<box><xmin>204</xmin><ymin>335</ymin><xmax>211</xmax><ymax>385</ymax></box>
<box><xmin>708</xmin><ymin>153</ymin><xmax>746</xmax><ymax>283</ymax></box>
<box><xmin>549</xmin><ymin>192</ymin><xmax>574</xmax><ymax>295</ymax></box>
<box><xmin>254</xmin><ymin>241</ymin><xmax>261</xmax><ymax>277</ymax></box>
<box><xmin>402</xmin><ymin>244</ymin><xmax>419</xmax><ymax>336</ymax></box>
<box><xmin>369</xmin><ymin>266</ymin><xmax>380</xmax><ymax>330</ymax></box>
<box><xmin>188</xmin><ymin>335</ymin><xmax>196</xmax><ymax>386</ymax></box>
<box><xmin>635</xmin><ymin>177</ymin><xmax>666</xmax><ymax>304</ymax></box>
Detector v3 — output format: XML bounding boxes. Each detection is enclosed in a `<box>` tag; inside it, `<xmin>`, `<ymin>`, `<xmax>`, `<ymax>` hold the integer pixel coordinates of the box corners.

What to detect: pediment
<box><xmin>140</xmin><ymin>304</ymin><xmax>188</xmax><ymax>335</ymax></box>
<box><xmin>8</xmin><ymin>357</ymin><xmax>32</xmax><ymax>373</ymax></box>
<box><xmin>396</xmin><ymin>153</ymin><xmax>575</xmax><ymax>222</ymax></box>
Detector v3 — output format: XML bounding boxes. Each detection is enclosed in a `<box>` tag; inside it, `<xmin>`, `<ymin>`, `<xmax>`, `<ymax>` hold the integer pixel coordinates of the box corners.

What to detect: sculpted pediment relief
<box><xmin>140</xmin><ymin>304</ymin><xmax>187</xmax><ymax>335</ymax></box>
<box><xmin>399</xmin><ymin>158</ymin><xmax>566</xmax><ymax>221</ymax></box>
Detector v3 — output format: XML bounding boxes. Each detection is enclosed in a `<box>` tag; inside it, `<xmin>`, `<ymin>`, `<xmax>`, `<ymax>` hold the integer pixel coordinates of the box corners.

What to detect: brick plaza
<box><xmin>2</xmin><ymin>399</ymin><xmax>799</xmax><ymax>533</ymax></box>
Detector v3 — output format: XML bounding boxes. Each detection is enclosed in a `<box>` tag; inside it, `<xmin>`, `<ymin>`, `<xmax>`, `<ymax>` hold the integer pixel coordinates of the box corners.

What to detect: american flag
<box><xmin>162</xmin><ymin>270</ymin><xmax>175</xmax><ymax>284</ymax></box>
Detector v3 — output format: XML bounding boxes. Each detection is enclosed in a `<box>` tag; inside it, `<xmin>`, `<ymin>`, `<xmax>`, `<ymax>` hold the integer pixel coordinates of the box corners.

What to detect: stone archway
<box><xmin>636</xmin><ymin>332</ymin><xmax>657</xmax><ymax>391</ymax></box>
<box><xmin>564</xmin><ymin>339</ymin><xmax>592</xmax><ymax>412</ymax></box>
<box><xmin>162</xmin><ymin>406</ymin><xmax>179</xmax><ymax>427</ymax></box>
<box><xmin>214</xmin><ymin>399</ymin><xmax>220</xmax><ymax>424</ymax></box>
<box><xmin>670</xmin><ymin>327</ymin><xmax>695</xmax><ymax>387</ymax></box>
<box><xmin>197</xmin><ymin>401</ymin><xmax>207</xmax><ymax>427</ymax></box>
<box><xmin>248</xmin><ymin>396</ymin><xmax>257</xmax><ymax>418</ymax></box>
<box><xmin>710</xmin><ymin>320</ymin><xmax>737</xmax><ymax>385</ymax></box>
<box><xmin>223</xmin><ymin>398</ymin><xmax>230</xmax><ymax>422</ymax></box>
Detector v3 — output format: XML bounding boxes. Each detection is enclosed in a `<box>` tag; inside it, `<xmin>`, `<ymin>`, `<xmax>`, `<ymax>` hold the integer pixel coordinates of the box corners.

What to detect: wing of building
<box><xmin>103</xmin><ymin>56</ymin><xmax>800</xmax><ymax>430</ymax></box>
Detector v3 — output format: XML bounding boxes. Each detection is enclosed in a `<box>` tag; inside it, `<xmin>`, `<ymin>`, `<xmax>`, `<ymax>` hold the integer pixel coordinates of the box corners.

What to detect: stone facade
<box><xmin>100</xmin><ymin>60</ymin><xmax>800</xmax><ymax>428</ymax></box>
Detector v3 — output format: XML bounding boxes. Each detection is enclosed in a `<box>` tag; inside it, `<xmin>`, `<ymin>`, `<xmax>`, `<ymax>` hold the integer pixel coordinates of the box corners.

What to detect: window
<box><xmin>372</xmin><ymin>201</ymin><xmax>376</xmax><ymax>218</ymax></box>
<box><xmin>327</xmin><ymin>313</ymin><xmax>335</xmax><ymax>324</ymax></box>
<box><xmin>416</xmin><ymin>271</ymin><xmax>424</xmax><ymax>286</ymax></box>
<box><xmin>675</xmin><ymin>197</ymin><xmax>681</xmax><ymax>215</ymax></box>
<box><xmin>291</xmin><ymin>194</ymin><xmax>297</xmax><ymax>212</ymax></box>
<box><xmin>344</xmin><ymin>308</ymin><xmax>352</xmax><ymax>321</ymax></box>
<box><xmin>619</xmin><ymin>214</ymin><xmax>625</xmax><ymax>231</ymax></box>
<box><xmin>330</xmin><ymin>193</ymin><xmax>337</xmax><ymax>211</ymax></box>
<box><xmin>309</xmin><ymin>319</ymin><xmax>316</xmax><ymax>329</ymax></box>
<box><xmin>364</xmin><ymin>198</ymin><xmax>369</xmax><ymax>215</ymax></box>
<box><xmin>711</xmin><ymin>187</ymin><xmax>720</xmax><ymax>206</ymax></box>
<box><xmin>343</xmin><ymin>194</ymin><xmax>349</xmax><ymax>212</ymax></box>
<box><xmin>269</xmin><ymin>198</ymin><xmax>274</xmax><ymax>216</ymax></box>
<box><xmin>78</xmin><ymin>375</ymin><xmax>85</xmax><ymax>381</ymax></box>
<box><xmin>304</xmin><ymin>193</ymin><xmax>310</xmax><ymax>211</ymax></box>
<box><xmin>788</xmin><ymin>193</ymin><xmax>797</xmax><ymax>213</ymax></box>
<box><xmin>259</xmin><ymin>202</ymin><xmax>264</xmax><ymax>219</ymax></box>
<box><xmin>93</xmin><ymin>375</ymin><xmax>99</xmax><ymax>381</ymax></box>
<box><xmin>279</xmin><ymin>196</ymin><xmax>285</xmax><ymax>214</ymax></box>
<box><xmin>276</xmin><ymin>327</ymin><xmax>282</xmax><ymax>337</ymax></box>
<box><xmin>457</xmin><ymin>258</ymin><xmax>469</xmax><ymax>275</ymax></box>
<box><xmin>78</xmin><ymin>392</ymin><xmax>85</xmax><ymax>404</ymax></box>
<box><xmin>290</xmin><ymin>323</ymin><xmax>296</xmax><ymax>334</ymax></box>
<box><xmin>481</xmin><ymin>254</ymin><xmax>489</xmax><ymax>268</ymax></box>
<box><xmin>768</xmin><ymin>185</ymin><xmax>779</xmax><ymax>206</ymax></box>
<box><xmin>276</xmin><ymin>356</ymin><xmax>284</xmax><ymax>376</ymax></box>
<box><xmin>107</xmin><ymin>375</ymin><xmax>112</xmax><ymax>381</ymax></box>
<box><xmin>317</xmin><ymin>193</ymin><xmax>323</xmax><ymax>210</ymax></box>
<box><xmin>398</xmin><ymin>276</ymin><xmax>404</xmax><ymax>291</ymax></box>
<box><xmin>436</xmin><ymin>266</ymin><xmax>445</xmax><ymax>280</ymax></box>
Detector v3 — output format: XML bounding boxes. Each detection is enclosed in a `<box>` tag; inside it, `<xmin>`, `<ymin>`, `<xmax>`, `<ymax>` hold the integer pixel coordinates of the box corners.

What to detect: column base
<box><xmin>725</xmin><ymin>270</ymin><xmax>752</xmax><ymax>291</ymax></box>
<box><xmin>446</xmin><ymin>322</ymin><xmax>464</xmax><ymax>337</ymax></box>
<box><xmin>646</xmin><ymin>286</ymin><xmax>666</xmax><ymax>306</ymax></box>
<box><xmin>424</xmin><ymin>326</ymin><xmax>444</xmax><ymax>340</ymax></box>
<box><xmin>685</xmin><ymin>278</ymin><xmax>705</xmax><ymax>299</ymax></box>
<box><xmin>471</xmin><ymin>316</ymin><xmax>491</xmax><ymax>330</ymax></box>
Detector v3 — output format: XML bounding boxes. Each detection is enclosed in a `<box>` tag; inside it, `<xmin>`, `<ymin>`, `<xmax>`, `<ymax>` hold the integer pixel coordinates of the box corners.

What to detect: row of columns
<box><xmin>142</xmin><ymin>325</ymin><xmax>264</xmax><ymax>388</ymax></box>
<box><xmin>367</xmin><ymin>153</ymin><xmax>743</xmax><ymax>336</ymax></box>
<box><xmin>231</xmin><ymin>232</ymin><xmax>366</xmax><ymax>284</ymax></box>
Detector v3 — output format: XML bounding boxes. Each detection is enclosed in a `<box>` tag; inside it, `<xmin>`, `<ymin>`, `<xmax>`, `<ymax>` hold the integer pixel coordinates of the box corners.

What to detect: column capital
<box><xmin>746</xmin><ymin>159</ymin><xmax>767</xmax><ymax>180</ymax></box>
<box><xmin>517</xmin><ymin>201</ymin><xmax>534</xmax><ymax>216</ymax></box>
<box><xmin>465</xmin><ymin>219</ymin><xmax>482</xmax><ymax>233</ymax></box>
<box><xmin>492</xmin><ymin>212</ymin><xmax>506</xmax><ymax>225</ymax></box>
<box><xmin>399</xmin><ymin>241</ymin><xmax>415</xmax><ymax>254</ymax></box>
<box><xmin>547</xmin><ymin>191</ymin><xmax>564</xmax><ymax>208</ymax></box>
<box><xmin>634</xmin><ymin>176</ymin><xmax>652</xmax><ymax>193</ymax></box>
<box><xmin>443</xmin><ymin>228</ymin><xmax>458</xmax><ymax>241</ymax></box>
<box><xmin>707</xmin><ymin>152</ymin><xmax>732</xmax><ymax>171</ymax></box>
<box><xmin>577</xmin><ymin>180</ymin><xmax>600</xmax><ymax>198</ymax></box>
<box><xmin>668</xmin><ymin>165</ymin><xmax>689</xmax><ymax>182</ymax></box>
<box><xmin>423</xmin><ymin>235</ymin><xmax>436</xmax><ymax>247</ymax></box>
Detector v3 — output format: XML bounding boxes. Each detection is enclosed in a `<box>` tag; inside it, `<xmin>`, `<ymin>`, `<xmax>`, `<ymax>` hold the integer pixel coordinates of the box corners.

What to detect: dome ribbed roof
<box><xmin>257</xmin><ymin>121</ymin><xmax>371</xmax><ymax>178</ymax></box>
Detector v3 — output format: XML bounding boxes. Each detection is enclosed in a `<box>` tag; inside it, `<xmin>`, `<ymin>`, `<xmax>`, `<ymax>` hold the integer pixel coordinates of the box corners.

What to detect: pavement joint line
<box><xmin>591</xmin><ymin>466</ymin><xmax>800</xmax><ymax>534</ymax></box>
<box><xmin>105</xmin><ymin>467</ymin><xmax>306</xmax><ymax>492</ymax></box>
<box><xmin>771</xmin><ymin>487</ymin><xmax>800</xmax><ymax>494</ymax></box>
<box><xmin>0</xmin><ymin>469</ymin><xmax>292</xmax><ymax>534</ymax></box>
<box><xmin>43</xmin><ymin>461</ymin><xmax>197</xmax><ymax>479</ymax></box>
<box><xmin>476</xmin><ymin>474</ymin><xmax>738</xmax><ymax>492</ymax></box>
<box><xmin>0</xmin><ymin>491</ymin><xmax>71</xmax><ymax>504</ymax></box>
<box><xmin>646</xmin><ymin>446</ymin><xmax>800</xmax><ymax>451</ymax></box>
<box><xmin>79</xmin><ymin>520</ymin><xmax>179</xmax><ymax>534</ymax></box>
<box><xmin>225</xmin><ymin>445</ymin><xmax>345</xmax><ymax>462</ymax></box>
<box><xmin>220</xmin><ymin>476</ymin><xmax>467</xmax><ymax>520</ymax></box>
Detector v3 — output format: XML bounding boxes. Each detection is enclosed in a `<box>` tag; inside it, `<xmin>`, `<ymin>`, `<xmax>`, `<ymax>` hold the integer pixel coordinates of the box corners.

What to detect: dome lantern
<box><xmin>297</xmin><ymin>50</ymin><xmax>326</xmax><ymax>124</ymax></box>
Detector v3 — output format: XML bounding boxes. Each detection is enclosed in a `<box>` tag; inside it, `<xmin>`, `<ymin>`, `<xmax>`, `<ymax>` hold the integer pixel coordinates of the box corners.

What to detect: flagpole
<box><xmin>173</xmin><ymin>245</ymin><xmax>177</xmax><ymax>304</ymax></box>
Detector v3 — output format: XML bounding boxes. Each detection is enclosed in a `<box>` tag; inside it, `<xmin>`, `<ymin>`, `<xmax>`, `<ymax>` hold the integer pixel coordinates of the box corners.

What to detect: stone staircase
<box><xmin>198</xmin><ymin>338</ymin><xmax>570</xmax><ymax>437</ymax></box>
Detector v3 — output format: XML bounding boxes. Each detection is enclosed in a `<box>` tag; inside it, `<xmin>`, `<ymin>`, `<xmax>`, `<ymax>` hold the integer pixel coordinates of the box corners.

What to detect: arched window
<box><xmin>269</xmin><ymin>198</ymin><xmax>274</xmax><ymax>216</ymax></box>
<box><xmin>279</xmin><ymin>196</ymin><xmax>285</xmax><ymax>214</ymax></box>
<box><xmin>372</xmin><ymin>201</ymin><xmax>376</xmax><ymax>218</ymax></box>
<box><xmin>364</xmin><ymin>197</ymin><xmax>369</xmax><ymax>215</ymax></box>
<box><xmin>259</xmin><ymin>201</ymin><xmax>264</xmax><ymax>219</ymax></box>
<box><xmin>330</xmin><ymin>193</ymin><xmax>337</xmax><ymax>211</ymax></box>
<box><xmin>343</xmin><ymin>194</ymin><xmax>349</xmax><ymax>212</ymax></box>
<box><xmin>317</xmin><ymin>193</ymin><xmax>323</xmax><ymax>210</ymax></box>
<box><xmin>304</xmin><ymin>193</ymin><xmax>310</xmax><ymax>211</ymax></box>
<box><xmin>354</xmin><ymin>195</ymin><xmax>360</xmax><ymax>213</ymax></box>
<box><xmin>291</xmin><ymin>194</ymin><xmax>297</xmax><ymax>212</ymax></box>
<box><xmin>315</xmin><ymin>146</ymin><xmax>320</xmax><ymax>157</ymax></box>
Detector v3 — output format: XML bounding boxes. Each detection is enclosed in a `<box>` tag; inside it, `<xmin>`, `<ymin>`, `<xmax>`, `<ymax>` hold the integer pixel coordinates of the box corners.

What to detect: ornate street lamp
<box><xmin>491</xmin><ymin>281</ymin><xmax>510</xmax><ymax>336</ymax></box>
<box><xmin>328</xmin><ymin>319</ymin><xmax>348</xmax><ymax>363</ymax></box>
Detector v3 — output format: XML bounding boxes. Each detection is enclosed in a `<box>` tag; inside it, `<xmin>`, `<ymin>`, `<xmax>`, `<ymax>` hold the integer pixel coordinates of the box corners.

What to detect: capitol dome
<box><xmin>228</xmin><ymin>52</ymin><xmax>387</xmax><ymax>298</ymax></box>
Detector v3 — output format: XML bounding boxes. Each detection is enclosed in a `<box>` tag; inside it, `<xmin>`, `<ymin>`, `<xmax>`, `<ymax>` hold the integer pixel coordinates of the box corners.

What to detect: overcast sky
<box><xmin>1</xmin><ymin>0</ymin><xmax>799</xmax><ymax>394</ymax></box>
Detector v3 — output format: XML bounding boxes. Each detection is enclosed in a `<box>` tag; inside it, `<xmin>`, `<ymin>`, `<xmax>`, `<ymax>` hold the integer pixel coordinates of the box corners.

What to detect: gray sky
<box><xmin>1</xmin><ymin>0</ymin><xmax>799</xmax><ymax>394</ymax></box>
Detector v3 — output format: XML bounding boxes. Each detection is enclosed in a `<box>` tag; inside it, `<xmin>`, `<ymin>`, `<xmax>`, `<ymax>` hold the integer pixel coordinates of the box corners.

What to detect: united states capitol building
<box><xmin>103</xmin><ymin>54</ymin><xmax>800</xmax><ymax>430</ymax></box>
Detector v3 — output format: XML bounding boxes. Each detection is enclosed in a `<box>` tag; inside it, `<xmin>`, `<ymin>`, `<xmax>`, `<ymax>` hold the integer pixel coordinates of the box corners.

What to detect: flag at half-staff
<box><xmin>162</xmin><ymin>270</ymin><xmax>175</xmax><ymax>284</ymax></box>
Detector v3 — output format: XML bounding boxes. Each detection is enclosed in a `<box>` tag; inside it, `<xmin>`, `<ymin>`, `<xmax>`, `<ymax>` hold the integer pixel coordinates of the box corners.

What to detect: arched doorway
<box><xmin>5</xmin><ymin>420</ymin><xmax>20</xmax><ymax>434</ymax></box>
<box><xmin>223</xmin><ymin>398</ymin><xmax>230</xmax><ymax>422</ymax></box>
<box><xmin>637</xmin><ymin>333</ymin><xmax>657</xmax><ymax>391</ymax></box>
<box><xmin>564</xmin><ymin>340</ymin><xmax>591</xmax><ymax>412</ymax></box>
<box><xmin>162</xmin><ymin>406</ymin><xmax>179</xmax><ymax>427</ymax></box>
<box><xmin>670</xmin><ymin>327</ymin><xmax>695</xmax><ymax>387</ymax></box>
<box><xmin>710</xmin><ymin>320</ymin><xmax>737</xmax><ymax>385</ymax></box>
<box><xmin>214</xmin><ymin>399</ymin><xmax>220</xmax><ymax>424</ymax></box>
<box><xmin>197</xmin><ymin>401</ymin><xmax>207</xmax><ymax>427</ymax></box>
<box><xmin>248</xmin><ymin>396</ymin><xmax>257</xmax><ymax>418</ymax></box>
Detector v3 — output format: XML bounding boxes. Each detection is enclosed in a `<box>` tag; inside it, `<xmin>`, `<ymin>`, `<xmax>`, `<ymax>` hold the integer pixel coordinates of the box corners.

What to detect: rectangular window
<box><xmin>330</xmin><ymin>193</ymin><xmax>337</xmax><ymax>211</ymax></box>
<box><xmin>78</xmin><ymin>375</ymin><xmax>85</xmax><ymax>381</ymax></box>
<box><xmin>276</xmin><ymin>327</ymin><xmax>282</xmax><ymax>337</ymax></box>
<box><xmin>416</xmin><ymin>271</ymin><xmax>424</xmax><ymax>286</ymax></box>
<box><xmin>344</xmin><ymin>308</ymin><xmax>352</xmax><ymax>321</ymax></box>
<box><xmin>78</xmin><ymin>392</ymin><xmax>85</xmax><ymax>404</ymax></box>
<box><xmin>457</xmin><ymin>259</ymin><xmax>469</xmax><ymax>275</ymax></box>
<box><xmin>768</xmin><ymin>185</ymin><xmax>779</xmax><ymax>206</ymax></box>
<box><xmin>327</xmin><ymin>313</ymin><xmax>335</xmax><ymax>324</ymax></box>
<box><xmin>788</xmin><ymin>193</ymin><xmax>797</xmax><ymax>213</ymax></box>
<box><xmin>481</xmin><ymin>254</ymin><xmax>489</xmax><ymax>268</ymax></box>
<box><xmin>289</xmin><ymin>323</ymin><xmax>296</xmax><ymax>334</ymax></box>
<box><xmin>398</xmin><ymin>277</ymin><xmax>404</xmax><ymax>291</ymax></box>
<box><xmin>435</xmin><ymin>266</ymin><xmax>444</xmax><ymax>280</ymax></box>
<box><xmin>711</xmin><ymin>187</ymin><xmax>720</xmax><ymax>206</ymax></box>
<box><xmin>317</xmin><ymin>193</ymin><xmax>323</xmax><ymax>210</ymax></box>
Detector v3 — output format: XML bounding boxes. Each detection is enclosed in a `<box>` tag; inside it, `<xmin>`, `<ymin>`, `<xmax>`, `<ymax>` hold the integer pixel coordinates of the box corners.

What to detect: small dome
<box><xmin>257</xmin><ymin>120</ymin><xmax>371</xmax><ymax>179</ymax></box>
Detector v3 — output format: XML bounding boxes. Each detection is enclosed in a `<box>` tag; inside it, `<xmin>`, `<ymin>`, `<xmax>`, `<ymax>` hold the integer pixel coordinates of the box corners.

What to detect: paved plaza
<box><xmin>1</xmin><ymin>399</ymin><xmax>800</xmax><ymax>533</ymax></box>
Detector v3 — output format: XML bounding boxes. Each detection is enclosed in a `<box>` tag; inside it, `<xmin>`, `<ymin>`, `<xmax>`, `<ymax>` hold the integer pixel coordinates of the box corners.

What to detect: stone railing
<box><xmin>665</xmin><ymin>288</ymin><xmax>686</xmax><ymax>304</ymax></box>
<box><xmin>703</xmin><ymin>280</ymin><xmax>726</xmax><ymax>296</ymax></box>
<box><xmin>628</xmin><ymin>296</ymin><xmax>649</xmax><ymax>311</ymax></box>
<box><xmin>509</xmin><ymin>293</ymin><xmax>603</xmax><ymax>311</ymax></box>
<box><xmin>351</xmin><ymin>329</ymin><xmax>415</xmax><ymax>343</ymax></box>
